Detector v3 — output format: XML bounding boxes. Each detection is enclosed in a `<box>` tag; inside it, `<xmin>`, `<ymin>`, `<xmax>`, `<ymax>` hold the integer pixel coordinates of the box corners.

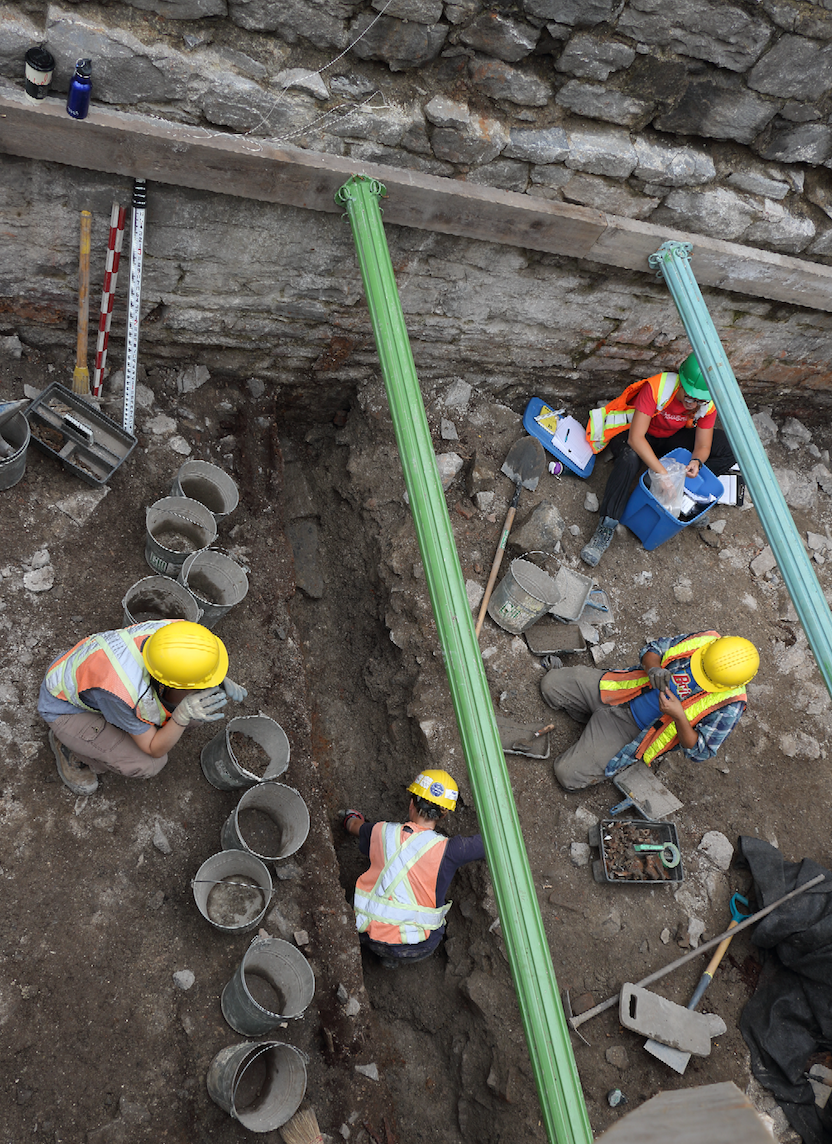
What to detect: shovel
<box><xmin>475</xmin><ymin>436</ymin><xmax>546</xmax><ymax>638</ymax></box>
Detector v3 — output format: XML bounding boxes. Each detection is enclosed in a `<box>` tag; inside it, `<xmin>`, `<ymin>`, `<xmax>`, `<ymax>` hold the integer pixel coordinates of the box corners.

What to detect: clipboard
<box><xmin>523</xmin><ymin>397</ymin><xmax>595</xmax><ymax>479</ymax></box>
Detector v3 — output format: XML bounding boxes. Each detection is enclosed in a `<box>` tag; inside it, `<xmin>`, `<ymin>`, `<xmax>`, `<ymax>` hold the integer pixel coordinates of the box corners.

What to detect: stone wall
<box><xmin>4</xmin><ymin>0</ymin><xmax>832</xmax><ymax>259</ymax></box>
<box><xmin>3</xmin><ymin>1</ymin><xmax>832</xmax><ymax>418</ymax></box>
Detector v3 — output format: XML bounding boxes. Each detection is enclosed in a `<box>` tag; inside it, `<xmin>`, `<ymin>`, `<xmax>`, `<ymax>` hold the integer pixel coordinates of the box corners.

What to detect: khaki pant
<box><xmin>541</xmin><ymin>666</ymin><xmax>640</xmax><ymax>791</ymax></box>
<box><xmin>47</xmin><ymin>712</ymin><xmax>168</xmax><ymax>779</ymax></box>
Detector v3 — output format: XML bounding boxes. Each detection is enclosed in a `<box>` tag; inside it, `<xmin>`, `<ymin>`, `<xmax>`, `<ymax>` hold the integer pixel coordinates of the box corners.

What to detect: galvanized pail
<box><xmin>201</xmin><ymin>715</ymin><xmax>290</xmax><ymax>791</ymax></box>
<box><xmin>170</xmin><ymin>459</ymin><xmax>239</xmax><ymax>523</ymax></box>
<box><xmin>206</xmin><ymin>1040</ymin><xmax>307</xmax><ymax>1132</ymax></box>
<box><xmin>178</xmin><ymin>549</ymin><xmax>249</xmax><ymax>628</ymax></box>
<box><xmin>122</xmin><ymin>575</ymin><xmax>202</xmax><ymax>626</ymax></box>
<box><xmin>0</xmin><ymin>412</ymin><xmax>31</xmax><ymax>491</ymax></box>
<box><xmin>192</xmin><ymin>850</ymin><xmax>272</xmax><ymax>934</ymax></box>
<box><xmin>221</xmin><ymin>782</ymin><xmax>310</xmax><ymax>864</ymax></box>
<box><xmin>487</xmin><ymin>558</ymin><xmax>561</xmax><ymax>635</ymax></box>
<box><xmin>144</xmin><ymin>495</ymin><xmax>216</xmax><ymax>578</ymax></box>
<box><xmin>221</xmin><ymin>936</ymin><xmax>315</xmax><ymax>1036</ymax></box>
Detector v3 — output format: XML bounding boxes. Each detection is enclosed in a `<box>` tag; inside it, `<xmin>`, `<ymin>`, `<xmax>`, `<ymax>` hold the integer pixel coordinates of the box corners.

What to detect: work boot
<box><xmin>580</xmin><ymin>517</ymin><xmax>618</xmax><ymax>568</ymax></box>
<box><xmin>48</xmin><ymin>730</ymin><xmax>98</xmax><ymax>796</ymax></box>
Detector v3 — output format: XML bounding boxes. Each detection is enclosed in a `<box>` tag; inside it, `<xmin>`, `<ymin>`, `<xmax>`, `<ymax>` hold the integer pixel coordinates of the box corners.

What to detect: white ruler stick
<box><xmin>123</xmin><ymin>179</ymin><xmax>147</xmax><ymax>434</ymax></box>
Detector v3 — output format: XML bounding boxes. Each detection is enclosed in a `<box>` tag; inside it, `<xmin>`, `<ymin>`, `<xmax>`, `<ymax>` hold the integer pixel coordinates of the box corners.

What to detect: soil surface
<box><xmin>1</xmin><ymin>342</ymin><xmax>830</xmax><ymax>1144</ymax></box>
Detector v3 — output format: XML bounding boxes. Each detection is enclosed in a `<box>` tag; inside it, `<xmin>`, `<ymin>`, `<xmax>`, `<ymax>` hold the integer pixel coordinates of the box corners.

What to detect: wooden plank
<box><xmin>2</xmin><ymin>90</ymin><xmax>832</xmax><ymax>310</ymax></box>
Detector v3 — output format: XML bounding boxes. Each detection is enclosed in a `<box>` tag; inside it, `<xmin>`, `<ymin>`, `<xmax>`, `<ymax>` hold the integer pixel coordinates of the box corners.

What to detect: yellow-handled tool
<box><xmin>72</xmin><ymin>209</ymin><xmax>92</xmax><ymax>395</ymax></box>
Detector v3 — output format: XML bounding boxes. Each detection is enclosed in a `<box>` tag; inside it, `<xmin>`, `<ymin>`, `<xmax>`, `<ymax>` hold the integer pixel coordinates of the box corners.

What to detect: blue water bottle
<box><xmin>66</xmin><ymin>58</ymin><xmax>91</xmax><ymax>120</ymax></box>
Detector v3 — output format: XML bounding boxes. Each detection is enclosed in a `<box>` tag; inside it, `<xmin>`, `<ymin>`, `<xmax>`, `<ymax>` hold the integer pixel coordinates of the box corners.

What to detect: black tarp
<box><xmin>737</xmin><ymin>837</ymin><xmax>832</xmax><ymax>1144</ymax></box>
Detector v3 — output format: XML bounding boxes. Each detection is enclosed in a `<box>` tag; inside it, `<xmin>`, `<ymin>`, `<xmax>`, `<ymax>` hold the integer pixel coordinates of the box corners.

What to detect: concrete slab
<box><xmin>619</xmin><ymin>984</ymin><xmax>726</xmax><ymax>1056</ymax></box>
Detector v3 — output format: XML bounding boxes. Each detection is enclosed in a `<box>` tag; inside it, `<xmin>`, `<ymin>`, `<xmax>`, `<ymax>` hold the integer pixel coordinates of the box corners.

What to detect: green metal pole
<box><xmin>650</xmin><ymin>240</ymin><xmax>832</xmax><ymax>694</ymax></box>
<box><xmin>336</xmin><ymin>174</ymin><xmax>591</xmax><ymax>1144</ymax></box>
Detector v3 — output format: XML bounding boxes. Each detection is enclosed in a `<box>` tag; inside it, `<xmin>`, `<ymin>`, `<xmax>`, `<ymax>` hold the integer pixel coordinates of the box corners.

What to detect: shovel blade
<box><xmin>643</xmin><ymin>1036</ymin><xmax>692</xmax><ymax>1074</ymax></box>
<box><xmin>501</xmin><ymin>436</ymin><xmax>546</xmax><ymax>491</ymax></box>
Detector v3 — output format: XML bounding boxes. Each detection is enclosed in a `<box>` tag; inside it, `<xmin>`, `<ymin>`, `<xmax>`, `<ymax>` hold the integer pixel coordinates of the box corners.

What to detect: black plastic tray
<box><xmin>26</xmin><ymin>382</ymin><xmax>137</xmax><ymax>486</ymax></box>
<box><xmin>588</xmin><ymin>818</ymin><xmax>684</xmax><ymax>885</ymax></box>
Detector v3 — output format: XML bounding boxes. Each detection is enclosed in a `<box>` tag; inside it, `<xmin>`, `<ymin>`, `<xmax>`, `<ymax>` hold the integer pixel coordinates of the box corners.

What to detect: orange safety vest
<box><xmin>585</xmin><ymin>373</ymin><xmax>715</xmax><ymax>455</ymax></box>
<box><xmin>354</xmin><ymin>822</ymin><xmax>451</xmax><ymax>946</ymax></box>
<box><xmin>599</xmin><ymin>632</ymin><xmax>746</xmax><ymax>766</ymax></box>
<box><xmin>43</xmin><ymin>620</ymin><xmax>177</xmax><ymax>728</ymax></box>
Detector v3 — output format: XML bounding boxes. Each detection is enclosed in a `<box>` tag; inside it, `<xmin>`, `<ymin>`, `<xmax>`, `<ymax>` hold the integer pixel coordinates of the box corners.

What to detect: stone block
<box><xmin>651</xmin><ymin>186</ymin><xmax>759</xmax><ymax>241</ymax></box>
<box><xmin>468</xmin><ymin>56</ymin><xmax>551</xmax><ymax>107</ymax></box>
<box><xmin>371</xmin><ymin>0</ymin><xmax>443</xmax><ymax>21</ymax></box>
<box><xmin>122</xmin><ymin>0</ymin><xmax>225</xmax><ymax>17</ymax></box>
<box><xmin>655</xmin><ymin>77</ymin><xmax>777</xmax><ymax>145</ymax></box>
<box><xmin>749</xmin><ymin>34</ymin><xmax>832</xmax><ymax>101</ymax></box>
<box><xmin>745</xmin><ymin>202</ymin><xmax>815</xmax><ymax>253</ymax></box>
<box><xmin>503</xmin><ymin>126</ymin><xmax>569</xmax><ymax>165</ymax></box>
<box><xmin>557</xmin><ymin>81</ymin><xmax>654</xmax><ymax>129</ymax></box>
<box><xmin>616</xmin><ymin>1</ymin><xmax>773</xmax><ymax>73</ymax></box>
<box><xmin>564</xmin><ymin>124</ymin><xmax>637</xmax><ymax>178</ymax></box>
<box><xmin>466</xmin><ymin>160</ymin><xmax>530</xmax><ymax>192</ymax></box>
<box><xmin>458</xmin><ymin>13</ymin><xmax>540</xmax><ymax>62</ymax></box>
<box><xmin>228</xmin><ymin>0</ymin><xmax>349</xmax><ymax>48</ymax></box>
<box><xmin>555</xmin><ymin>32</ymin><xmax>636</xmax><ymax>81</ymax></box>
<box><xmin>524</xmin><ymin>0</ymin><xmax>619</xmax><ymax>26</ymax></box>
<box><xmin>632</xmin><ymin>138</ymin><xmax>716</xmax><ymax>187</ymax></box>
<box><xmin>348</xmin><ymin>13</ymin><xmax>447</xmax><ymax>70</ymax></box>
<box><xmin>755</xmin><ymin>121</ymin><xmax>832</xmax><ymax>166</ymax></box>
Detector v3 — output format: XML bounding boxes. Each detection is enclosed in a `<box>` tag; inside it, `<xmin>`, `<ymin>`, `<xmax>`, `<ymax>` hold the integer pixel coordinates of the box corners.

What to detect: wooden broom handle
<box><xmin>475</xmin><ymin>488</ymin><xmax>520</xmax><ymax>637</ymax></box>
<box><xmin>76</xmin><ymin>210</ymin><xmax>92</xmax><ymax>365</ymax></box>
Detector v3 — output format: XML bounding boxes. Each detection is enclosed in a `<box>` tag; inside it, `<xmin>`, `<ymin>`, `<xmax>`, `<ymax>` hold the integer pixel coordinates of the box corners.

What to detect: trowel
<box><xmin>475</xmin><ymin>436</ymin><xmax>546</xmax><ymax>638</ymax></box>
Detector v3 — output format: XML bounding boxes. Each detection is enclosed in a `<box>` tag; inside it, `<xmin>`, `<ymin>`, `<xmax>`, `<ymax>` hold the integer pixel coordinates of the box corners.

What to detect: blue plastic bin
<box><xmin>620</xmin><ymin>448</ymin><xmax>723</xmax><ymax>551</ymax></box>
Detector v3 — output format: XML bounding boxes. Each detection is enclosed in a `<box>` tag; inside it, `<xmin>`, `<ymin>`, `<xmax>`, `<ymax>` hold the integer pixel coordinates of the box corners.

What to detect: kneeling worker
<box><xmin>343</xmin><ymin>770</ymin><xmax>485</xmax><ymax>968</ymax></box>
<box><xmin>541</xmin><ymin>631</ymin><xmax>758</xmax><ymax>791</ymax></box>
<box><xmin>39</xmin><ymin>620</ymin><xmax>247</xmax><ymax>795</ymax></box>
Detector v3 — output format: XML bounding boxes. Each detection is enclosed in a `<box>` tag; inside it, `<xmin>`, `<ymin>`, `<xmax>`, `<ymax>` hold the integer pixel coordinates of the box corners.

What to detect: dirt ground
<box><xmin>1</xmin><ymin>340</ymin><xmax>831</xmax><ymax>1144</ymax></box>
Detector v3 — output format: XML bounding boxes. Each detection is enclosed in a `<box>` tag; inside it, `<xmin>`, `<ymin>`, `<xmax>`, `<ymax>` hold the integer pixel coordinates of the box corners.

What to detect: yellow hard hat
<box><xmin>141</xmin><ymin>621</ymin><xmax>229</xmax><ymax>689</ymax></box>
<box><xmin>690</xmin><ymin>636</ymin><xmax>759</xmax><ymax>693</ymax></box>
<box><xmin>407</xmin><ymin>769</ymin><xmax>458</xmax><ymax>811</ymax></box>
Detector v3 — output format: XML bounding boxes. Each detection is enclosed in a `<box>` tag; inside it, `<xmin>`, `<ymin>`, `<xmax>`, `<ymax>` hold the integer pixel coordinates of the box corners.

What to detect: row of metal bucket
<box><xmin>194</xmin><ymin>714</ymin><xmax>315</xmax><ymax>1133</ymax></box>
<box><xmin>139</xmin><ymin>460</ymin><xmax>248</xmax><ymax>629</ymax></box>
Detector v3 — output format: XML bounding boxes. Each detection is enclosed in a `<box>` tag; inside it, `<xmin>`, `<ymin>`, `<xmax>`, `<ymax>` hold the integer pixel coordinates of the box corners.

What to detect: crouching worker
<box><xmin>541</xmin><ymin>631</ymin><xmax>758</xmax><ymax>791</ymax></box>
<box><xmin>39</xmin><ymin>620</ymin><xmax>248</xmax><ymax>795</ymax></box>
<box><xmin>343</xmin><ymin>770</ymin><xmax>485</xmax><ymax>969</ymax></box>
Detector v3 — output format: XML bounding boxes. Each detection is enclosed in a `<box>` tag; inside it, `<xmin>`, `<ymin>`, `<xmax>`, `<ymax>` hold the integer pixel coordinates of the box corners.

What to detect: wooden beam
<box><xmin>3</xmin><ymin>89</ymin><xmax>832</xmax><ymax>311</ymax></box>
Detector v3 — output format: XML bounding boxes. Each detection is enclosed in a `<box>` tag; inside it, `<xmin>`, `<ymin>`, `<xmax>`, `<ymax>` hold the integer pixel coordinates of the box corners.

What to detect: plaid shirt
<box><xmin>605</xmin><ymin>633</ymin><xmax>746</xmax><ymax>777</ymax></box>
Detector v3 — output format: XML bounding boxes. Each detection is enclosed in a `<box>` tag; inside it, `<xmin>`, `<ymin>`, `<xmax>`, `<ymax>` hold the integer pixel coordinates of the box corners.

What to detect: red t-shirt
<box><xmin>633</xmin><ymin>382</ymin><xmax>716</xmax><ymax>438</ymax></box>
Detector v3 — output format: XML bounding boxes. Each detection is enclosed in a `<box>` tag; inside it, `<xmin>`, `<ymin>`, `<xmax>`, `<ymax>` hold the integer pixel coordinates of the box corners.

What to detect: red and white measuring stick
<box><xmin>91</xmin><ymin>202</ymin><xmax>126</xmax><ymax>398</ymax></box>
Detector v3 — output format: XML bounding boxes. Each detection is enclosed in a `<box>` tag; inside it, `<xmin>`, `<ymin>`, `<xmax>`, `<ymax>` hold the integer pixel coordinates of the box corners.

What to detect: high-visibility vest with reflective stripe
<box><xmin>599</xmin><ymin>631</ymin><xmax>745</xmax><ymax>765</ymax></box>
<box><xmin>586</xmin><ymin>373</ymin><xmax>715</xmax><ymax>455</ymax></box>
<box><xmin>354</xmin><ymin>822</ymin><xmax>452</xmax><ymax>946</ymax></box>
<box><xmin>43</xmin><ymin>621</ymin><xmax>176</xmax><ymax>727</ymax></box>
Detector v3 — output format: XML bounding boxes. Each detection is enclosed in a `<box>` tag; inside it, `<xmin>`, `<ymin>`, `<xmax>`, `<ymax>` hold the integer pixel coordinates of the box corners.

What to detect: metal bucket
<box><xmin>221</xmin><ymin>936</ymin><xmax>315</xmax><ymax>1036</ymax></box>
<box><xmin>206</xmin><ymin>1040</ymin><xmax>307</xmax><ymax>1132</ymax></box>
<box><xmin>170</xmin><ymin>459</ymin><xmax>239</xmax><ymax>523</ymax></box>
<box><xmin>145</xmin><ymin>495</ymin><xmax>217</xmax><ymax>578</ymax></box>
<box><xmin>201</xmin><ymin>715</ymin><xmax>290</xmax><ymax>791</ymax></box>
<box><xmin>221</xmin><ymin>782</ymin><xmax>310</xmax><ymax>864</ymax></box>
<box><xmin>178</xmin><ymin>549</ymin><xmax>249</xmax><ymax>628</ymax></box>
<box><xmin>487</xmin><ymin>558</ymin><xmax>561</xmax><ymax>635</ymax></box>
<box><xmin>122</xmin><ymin>575</ymin><xmax>202</xmax><ymax>626</ymax></box>
<box><xmin>192</xmin><ymin>850</ymin><xmax>272</xmax><ymax>934</ymax></box>
<box><xmin>0</xmin><ymin>412</ymin><xmax>31</xmax><ymax>491</ymax></box>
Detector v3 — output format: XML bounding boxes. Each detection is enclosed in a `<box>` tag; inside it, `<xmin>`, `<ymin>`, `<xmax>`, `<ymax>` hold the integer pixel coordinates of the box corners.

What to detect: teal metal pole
<box><xmin>650</xmin><ymin>240</ymin><xmax>832</xmax><ymax>694</ymax></box>
<box><xmin>336</xmin><ymin>175</ymin><xmax>591</xmax><ymax>1144</ymax></box>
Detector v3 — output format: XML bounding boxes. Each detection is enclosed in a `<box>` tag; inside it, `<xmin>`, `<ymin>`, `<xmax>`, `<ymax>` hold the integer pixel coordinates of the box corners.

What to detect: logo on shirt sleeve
<box><xmin>672</xmin><ymin>671</ymin><xmax>693</xmax><ymax>698</ymax></box>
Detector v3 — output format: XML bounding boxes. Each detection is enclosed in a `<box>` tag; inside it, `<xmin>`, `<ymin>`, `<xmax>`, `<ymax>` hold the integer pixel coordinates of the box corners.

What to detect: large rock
<box><xmin>117</xmin><ymin>0</ymin><xmax>225</xmax><ymax>16</ymax></box>
<box><xmin>228</xmin><ymin>0</ymin><xmax>350</xmax><ymax>48</ymax></box>
<box><xmin>561</xmin><ymin>173</ymin><xmax>660</xmax><ymax>220</ymax></box>
<box><xmin>466</xmin><ymin>160</ymin><xmax>531</xmax><ymax>192</ymax></box>
<box><xmin>348</xmin><ymin>13</ymin><xmax>447</xmax><ymax>69</ymax></box>
<box><xmin>654</xmin><ymin>75</ymin><xmax>777</xmax><ymax>145</ymax></box>
<box><xmin>773</xmin><ymin>468</ymin><xmax>817</xmax><ymax>510</ymax></box>
<box><xmin>754</xmin><ymin>121</ymin><xmax>832</xmax><ymax>166</ymax></box>
<box><xmin>458</xmin><ymin>13</ymin><xmax>540</xmax><ymax>61</ymax></box>
<box><xmin>749</xmin><ymin>34</ymin><xmax>832</xmax><ymax>101</ymax></box>
<box><xmin>564</xmin><ymin>124</ymin><xmax>637</xmax><ymax>177</ymax></box>
<box><xmin>554</xmin><ymin>32</ymin><xmax>635</xmax><ymax>81</ymax></box>
<box><xmin>503</xmin><ymin>126</ymin><xmax>570</xmax><ymax>165</ymax></box>
<box><xmin>616</xmin><ymin>0</ymin><xmax>773</xmax><ymax>73</ymax></box>
<box><xmin>370</xmin><ymin>0</ymin><xmax>443</xmax><ymax>21</ymax></box>
<box><xmin>468</xmin><ymin>56</ymin><xmax>551</xmax><ymax>107</ymax></box>
<box><xmin>522</xmin><ymin>0</ymin><xmax>620</xmax><ymax>27</ymax></box>
<box><xmin>650</xmin><ymin>186</ymin><xmax>759</xmax><ymax>241</ymax></box>
<box><xmin>431</xmin><ymin>118</ymin><xmax>510</xmax><ymax>166</ymax></box>
<box><xmin>632</xmin><ymin>138</ymin><xmax>716</xmax><ymax>187</ymax></box>
<box><xmin>744</xmin><ymin>203</ymin><xmax>815</xmax><ymax>254</ymax></box>
<box><xmin>556</xmin><ymin>81</ymin><xmax>654</xmax><ymax>129</ymax></box>
<box><xmin>510</xmin><ymin>501</ymin><xmax>566</xmax><ymax>552</ymax></box>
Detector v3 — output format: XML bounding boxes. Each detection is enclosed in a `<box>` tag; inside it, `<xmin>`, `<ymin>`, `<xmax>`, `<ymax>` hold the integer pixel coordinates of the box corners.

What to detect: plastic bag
<box><xmin>647</xmin><ymin>459</ymin><xmax>687</xmax><ymax>518</ymax></box>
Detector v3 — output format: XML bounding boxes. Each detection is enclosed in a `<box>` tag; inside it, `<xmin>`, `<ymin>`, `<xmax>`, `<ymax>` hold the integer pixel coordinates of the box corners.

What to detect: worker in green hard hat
<box><xmin>580</xmin><ymin>353</ymin><xmax>737</xmax><ymax>567</ymax></box>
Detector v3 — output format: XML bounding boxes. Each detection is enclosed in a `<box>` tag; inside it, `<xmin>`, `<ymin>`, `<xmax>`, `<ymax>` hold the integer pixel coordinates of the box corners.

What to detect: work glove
<box><xmin>221</xmin><ymin>677</ymin><xmax>248</xmax><ymax>702</ymax></box>
<box><xmin>342</xmin><ymin>809</ymin><xmax>365</xmax><ymax>831</ymax></box>
<box><xmin>647</xmin><ymin>666</ymin><xmax>672</xmax><ymax>691</ymax></box>
<box><xmin>172</xmin><ymin>687</ymin><xmax>228</xmax><ymax>727</ymax></box>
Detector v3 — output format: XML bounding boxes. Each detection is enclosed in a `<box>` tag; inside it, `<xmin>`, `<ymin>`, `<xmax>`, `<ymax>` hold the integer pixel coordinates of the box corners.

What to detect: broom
<box><xmin>279</xmin><ymin>1106</ymin><xmax>323</xmax><ymax>1144</ymax></box>
<box><xmin>72</xmin><ymin>209</ymin><xmax>92</xmax><ymax>395</ymax></box>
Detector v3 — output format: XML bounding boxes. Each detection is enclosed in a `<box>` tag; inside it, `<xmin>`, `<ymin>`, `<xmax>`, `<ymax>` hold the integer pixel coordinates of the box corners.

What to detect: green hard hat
<box><xmin>678</xmin><ymin>354</ymin><xmax>710</xmax><ymax>401</ymax></box>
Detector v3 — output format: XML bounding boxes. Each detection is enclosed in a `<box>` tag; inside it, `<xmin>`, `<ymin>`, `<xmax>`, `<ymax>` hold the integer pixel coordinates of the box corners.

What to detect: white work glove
<box><xmin>647</xmin><ymin>666</ymin><xmax>672</xmax><ymax>691</ymax></box>
<box><xmin>221</xmin><ymin>677</ymin><xmax>248</xmax><ymax>702</ymax></box>
<box><xmin>172</xmin><ymin>687</ymin><xmax>228</xmax><ymax>727</ymax></box>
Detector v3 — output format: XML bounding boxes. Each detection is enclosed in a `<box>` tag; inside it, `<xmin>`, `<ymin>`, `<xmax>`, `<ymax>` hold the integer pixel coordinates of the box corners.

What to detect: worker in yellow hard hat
<box><xmin>342</xmin><ymin>769</ymin><xmax>485</xmax><ymax>968</ymax></box>
<box><xmin>540</xmin><ymin>631</ymin><xmax>758</xmax><ymax>790</ymax></box>
<box><xmin>38</xmin><ymin>620</ymin><xmax>247</xmax><ymax>795</ymax></box>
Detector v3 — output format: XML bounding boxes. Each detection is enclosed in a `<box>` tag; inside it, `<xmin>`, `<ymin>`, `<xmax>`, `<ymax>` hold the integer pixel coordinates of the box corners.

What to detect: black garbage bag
<box><xmin>736</xmin><ymin>836</ymin><xmax>832</xmax><ymax>1144</ymax></box>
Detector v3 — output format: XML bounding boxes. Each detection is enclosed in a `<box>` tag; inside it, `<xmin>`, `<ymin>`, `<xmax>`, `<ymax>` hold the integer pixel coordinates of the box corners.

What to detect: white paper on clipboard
<box><xmin>551</xmin><ymin>415</ymin><xmax>593</xmax><ymax>470</ymax></box>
